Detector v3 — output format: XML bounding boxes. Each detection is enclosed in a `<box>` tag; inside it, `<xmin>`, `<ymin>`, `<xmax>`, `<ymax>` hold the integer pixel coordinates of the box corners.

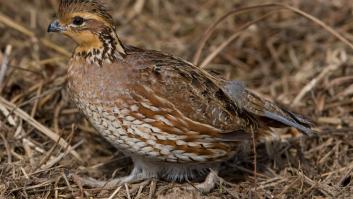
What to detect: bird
<box><xmin>48</xmin><ymin>0</ymin><xmax>314</xmax><ymax>192</ymax></box>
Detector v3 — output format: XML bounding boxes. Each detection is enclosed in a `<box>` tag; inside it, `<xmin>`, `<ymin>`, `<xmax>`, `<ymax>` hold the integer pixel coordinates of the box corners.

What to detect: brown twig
<box><xmin>251</xmin><ymin>126</ymin><xmax>257</xmax><ymax>198</ymax></box>
<box><xmin>0</xmin><ymin>96</ymin><xmax>82</xmax><ymax>162</ymax></box>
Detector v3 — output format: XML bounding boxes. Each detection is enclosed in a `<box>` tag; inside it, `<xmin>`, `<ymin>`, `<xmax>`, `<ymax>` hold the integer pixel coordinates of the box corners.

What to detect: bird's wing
<box><xmin>123</xmin><ymin>46</ymin><xmax>258</xmax><ymax>141</ymax></box>
<box><xmin>221</xmin><ymin>80</ymin><xmax>314</xmax><ymax>136</ymax></box>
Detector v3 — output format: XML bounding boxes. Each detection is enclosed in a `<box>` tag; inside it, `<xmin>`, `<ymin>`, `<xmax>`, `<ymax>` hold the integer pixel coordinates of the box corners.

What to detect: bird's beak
<box><xmin>47</xmin><ymin>20</ymin><xmax>65</xmax><ymax>33</ymax></box>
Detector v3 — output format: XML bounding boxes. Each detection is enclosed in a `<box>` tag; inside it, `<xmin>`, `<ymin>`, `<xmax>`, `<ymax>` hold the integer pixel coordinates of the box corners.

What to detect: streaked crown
<box><xmin>59</xmin><ymin>0</ymin><xmax>113</xmax><ymax>25</ymax></box>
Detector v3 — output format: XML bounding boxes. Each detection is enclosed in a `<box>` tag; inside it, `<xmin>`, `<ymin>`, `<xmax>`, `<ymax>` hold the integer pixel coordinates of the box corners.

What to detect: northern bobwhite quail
<box><xmin>48</xmin><ymin>0</ymin><xmax>314</xmax><ymax>192</ymax></box>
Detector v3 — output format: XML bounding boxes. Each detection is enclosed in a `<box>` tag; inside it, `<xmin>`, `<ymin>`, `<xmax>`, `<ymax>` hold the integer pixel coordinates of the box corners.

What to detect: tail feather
<box><xmin>222</xmin><ymin>80</ymin><xmax>315</xmax><ymax>136</ymax></box>
<box><xmin>262</xmin><ymin>110</ymin><xmax>314</xmax><ymax>136</ymax></box>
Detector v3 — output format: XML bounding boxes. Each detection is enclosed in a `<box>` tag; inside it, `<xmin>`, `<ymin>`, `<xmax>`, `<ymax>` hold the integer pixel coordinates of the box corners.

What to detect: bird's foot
<box><xmin>72</xmin><ymin>168</ymin><xmax>148</xmax><ymax>189</ymax></box>
<box><xmin>185</xmin><ymin>169</ymin><xmax>221</xmax><ymax>193</ymax></box>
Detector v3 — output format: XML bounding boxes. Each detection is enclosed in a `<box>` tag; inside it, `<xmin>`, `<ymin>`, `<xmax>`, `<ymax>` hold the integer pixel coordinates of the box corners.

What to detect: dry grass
<box><xmin>1</xmin><ymin>0</ymin><xmax>353</xmax><ymax>198</ymax></box>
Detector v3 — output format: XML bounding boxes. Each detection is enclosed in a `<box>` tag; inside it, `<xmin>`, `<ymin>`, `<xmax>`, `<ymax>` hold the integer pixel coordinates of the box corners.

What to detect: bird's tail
<box><xmin>222</xmin><ymin>80</ymin><xmax>315</xmax><ymax>136</ymax></box>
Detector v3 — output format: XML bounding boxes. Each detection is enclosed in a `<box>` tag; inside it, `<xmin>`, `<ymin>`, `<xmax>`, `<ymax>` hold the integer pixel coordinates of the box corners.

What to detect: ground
<box><xmin>0</xmin><ymin>0</ymin><xmax>353</xmax><ymax>198</ymax></box>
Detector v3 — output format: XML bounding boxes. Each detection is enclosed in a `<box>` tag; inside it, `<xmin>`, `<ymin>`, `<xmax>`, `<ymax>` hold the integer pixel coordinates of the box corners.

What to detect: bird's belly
<box><xmin>73</xmin><ymin>97</ymin><xmax>139</xmax><ymax>152</ymax></box>
<box><xmin>70</xmin><ymin>93</ymin><xmax>233</xmax><ymax>164</ymax></box>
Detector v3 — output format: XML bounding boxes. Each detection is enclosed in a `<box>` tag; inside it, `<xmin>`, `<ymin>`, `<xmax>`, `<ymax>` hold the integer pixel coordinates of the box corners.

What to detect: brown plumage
<box><xmin>48</xmin><ymin>0</ymin><xmax>314</xmax><ymax>192</ymax></box>
<box><xmin>58</xmin><ymin>0</ymin><xmax>113</xmax><ymax>24</ymax></box>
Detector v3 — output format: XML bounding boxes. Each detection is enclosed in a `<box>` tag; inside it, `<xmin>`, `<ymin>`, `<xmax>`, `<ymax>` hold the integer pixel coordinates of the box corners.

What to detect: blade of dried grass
<box><xmin>125</xmin><ymin>183</ymin><xmax>132</xmax><ymax>199</ymax></box>
<box><xmin>148</xmin><ymin>180</ymin><xmax>157</xmax><ymax>199</ymax></box>
<box><xmin>34</xmin><ymin>134</ymin><xmax>61</xmax><ymax>172</ymax></box>
<box><xmin>321</xmin><ymin>160</ymin><xmax>353</xmax><ymax>177</ymax></box>
<box><xmin>199</xmin><ymin>12</ymin><xmax>276</xmax><ymax>68</ymax></box>
<box><xmin>0</xmin><ymin>45</ymin><xmax>11</xmax><ymax>87</ymax></box>
<box><xmin>295</xmin><ymin>169</ymin><xmax>337</xmax><ymax>197</ymax></box>
<box><xmin>0</xmin><ymin>12</ymin><xmax>70</xmax><ymax>57</ymax></box>
<box><xmin>0</xmin><ymin>132</ymin><xmax>12</xmax><ymax>164</ymax></box>
<box><xmin>194</xmin><ymin>3</ymin><xmax>353</xmax><ymax>67</ymax></box>
<box><xmin>251</xmin><ymin>126</ymin><xmax>257</xmax><ymax>197</ymax></box>
<box><xmin>40</xmin><ymin>140</ymin><xmax>83</xmax><ymax>170</ymax></box>
<box><xmin>10</xmin><ymin>179</ymin><xmax>56</xmax><ymax>192</ymax></box>
<box><xmin>0</xmin><ymin>96</ymin><xmax>82</xmax><ymax>162</ymax></box>
<box><xmin>108</xmin><ymin>186</ymin><xmax>122</xmax><ymax>199</ymax></box>
<box><xmin>135</xmin><ymin>181</ymin><xmax>149</xmax><ymax>199</ymax></box>
<box><xmin>293</xmin><ymin>64</ymin><xmax>339</xmax><ymax>106</ymax></box>
<box><xmin>192</xmin><ymin>4</ymin><xmax>280</xmax><ymax>65</ymax></box>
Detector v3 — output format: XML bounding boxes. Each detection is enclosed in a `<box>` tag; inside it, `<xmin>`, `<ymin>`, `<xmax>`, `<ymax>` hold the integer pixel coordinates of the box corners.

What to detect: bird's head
<box><xmin>48</xmin><ymin>0</ymin><xmax>126</xmax><ymax>57</ymax></box>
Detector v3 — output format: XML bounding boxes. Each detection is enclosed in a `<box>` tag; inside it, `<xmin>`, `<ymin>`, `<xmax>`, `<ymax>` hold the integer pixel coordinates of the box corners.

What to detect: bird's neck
<box><xmin>73</xmin><ymin>27</ymin><xmax>126</xmax><ymax>65</ymax></box>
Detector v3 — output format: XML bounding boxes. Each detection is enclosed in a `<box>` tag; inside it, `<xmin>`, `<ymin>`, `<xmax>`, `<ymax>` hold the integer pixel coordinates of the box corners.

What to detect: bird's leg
<box><xmin>73</xmin><ymin>166</ymin><xmax>148</xmax><ymax>188</ymax></box>
<box><xmin>186</xmin><ymin>169</ymin><xmax>221</xmax><ymax>193</ymax></box>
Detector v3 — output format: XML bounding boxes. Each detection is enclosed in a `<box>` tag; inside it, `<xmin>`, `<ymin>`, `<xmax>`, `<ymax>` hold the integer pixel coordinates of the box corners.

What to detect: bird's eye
<box><xmin>72</xmin><ymin>16</ymin><xmax>84</xmax><ymax>26</ymax></box>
